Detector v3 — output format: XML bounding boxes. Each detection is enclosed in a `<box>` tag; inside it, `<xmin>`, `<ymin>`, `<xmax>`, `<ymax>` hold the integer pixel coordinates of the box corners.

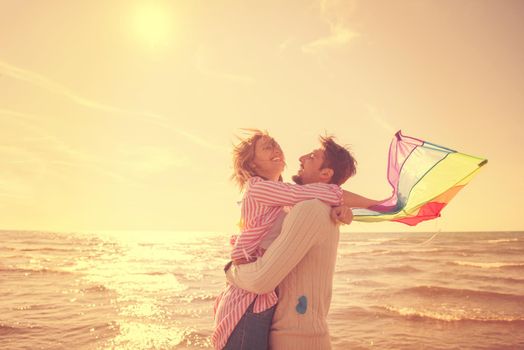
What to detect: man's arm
<box><xmin>225</xmin><ymin>199</ymin><xmax>337</xmax><ymax>294</ymax></box>
<box><xmin>342</xmin><ymin>190</ymin><xmax>382</xmax><ymax>208</ymax></box>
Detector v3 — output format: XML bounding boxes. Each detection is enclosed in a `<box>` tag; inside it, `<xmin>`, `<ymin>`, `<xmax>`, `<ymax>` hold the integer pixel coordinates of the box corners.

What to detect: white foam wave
<box><xmin>487</xmin><ymin>238</ymin><xmax>519</xmax><ymax>244</ymax></box>
<box><xmin>350</xmin><ymin>238</ymin><xmax>397</xmax><ymax>246</ymax></box>
<box><xmin>453</xmin><ymin>261</ymin><xmax>524</xmax><ymax>269</ymax></box>
<box><xmin>383</xmin><ymin>305</ymin><xmax>464</xmax><ymax>321</ymax></box>
<box><xmin>381</xmin><ymin>305</ymin><xmax>524</xmax><ymax>322</ymax></box>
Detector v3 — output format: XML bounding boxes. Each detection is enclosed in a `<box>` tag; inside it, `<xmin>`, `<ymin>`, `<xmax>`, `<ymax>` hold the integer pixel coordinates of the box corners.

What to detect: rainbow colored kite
<box><xmin>352</xmin><ymin>131</ymin><xmax>487</xmax><ymax>226</ymax></box>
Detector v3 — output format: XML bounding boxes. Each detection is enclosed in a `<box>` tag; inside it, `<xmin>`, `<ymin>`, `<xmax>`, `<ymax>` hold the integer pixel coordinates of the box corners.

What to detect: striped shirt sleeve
<box><xmin>248</xmin><ymin>178</ymin><xmax>343</xmax><ymax>207</ymax></box>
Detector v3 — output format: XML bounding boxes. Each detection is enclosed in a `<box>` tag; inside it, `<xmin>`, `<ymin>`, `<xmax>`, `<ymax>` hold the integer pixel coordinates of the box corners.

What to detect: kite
<box><xmin>352</xmin><ymin>131</ymin><xmax>487</xmax><ymax>226</ymax></box>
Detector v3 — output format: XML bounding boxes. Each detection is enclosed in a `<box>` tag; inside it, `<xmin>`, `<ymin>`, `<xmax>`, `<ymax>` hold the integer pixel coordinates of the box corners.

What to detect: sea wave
<box><xmin>336</xmin><ymin>267</ymin><xmax>374</xmax><ymax>275</ymax></box>
<box><xmin>487</xmin><ymin>238</ymin><xmax>520</xmax><ymax>244</ymax></box>
<box><xmin>350</xmin><ymin>241</ymin><xmax>386</xmax><ymax>247</ymax></box>
<box><xmin>382</xmin><ymin>265</ymin><xmax>422</xmax><ymax>273</ymax></box>
<box><xmin>19</xmin><ymin>247</ymin><xmax>77</xmax><ymax>253</ymax></box>
<box><xmin>144</xmin><ymin>271</ymin><xmax>168</xmax><ymax>276</ymax></box>
<box><xmin>347</xmin><ymin>279</ymin><xmax>388</xmax><ymax>287</ymax></box>
<box><xmin>397</xmin><ymin>286</ymin><xmax>524</xmax><ymax>303</ymax></box>
<box><xmin>454</xmin><ymin>274</ymin><xmax>524</xmax><ymax>285</ymax></box>
<box><xmin>329</xmin><ymin>306</ymin><xmax>373</xmax><ymax>321</ymax></box>
<box><xmin>377</xmin><ymin>305</ymin><xmax>524</xmax><ymax>323</ymax></box>
<box><xmin>81</xmin><ymin>284</ymin><xmax>111</xmax><ymax>293</ymax></box>
<box><xmin>451</xmin><ymin>261</ymin><xmax>524</xmax><ymax>269</ymax></box>
<box><xmin>348</xmin><ymin>238</ymin><xmax>401</xmax><ymax>247</ymax></box>
<box><xmin>0</xmin><ymin>324</ymin><xmax>27</xmax><ymax>336</ymax></box>
<box><xmin>175</xmin><ymin>328</ymin><xmax>212</xmax><ymax>348</ymax></box>
<box><xmin>364</xmin><ymin>248</ymin><xmax>458</xmax><ymax>256</ymax></box>
<box><xmin>337</xmin><ymin>265</ymin><xmax>422</xmax><ymax>275</ymax></box>
<box><xmin>0</xmin><ymin>323</ymin><xmax>44</xmax><ymax>336</ymax></box>
<box><xmin>0</xmin><ymin>246</ymin><xmax>17</xmax><ymax>251</ymax></box>
<box><xmin>178</xmin><ymin>293</ymin><xmax>216</xmax><ymax>303</ymax></box>
<box><xmin>0</xmin><ymin>267</ymin><xmax>72</xmax><ymax>275</ymax></box>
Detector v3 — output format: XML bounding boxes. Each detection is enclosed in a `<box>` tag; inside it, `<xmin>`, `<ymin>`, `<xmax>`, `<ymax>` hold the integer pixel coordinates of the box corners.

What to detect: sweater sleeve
<box><xmin>248</xmin><ymin>178</ymin><xmax>343</xmax><ymax>207</ymax></box>
<box><xmin>225</xmin><ymin>199</ymin><xmax>334</xmax><ymax>294</ymax></box>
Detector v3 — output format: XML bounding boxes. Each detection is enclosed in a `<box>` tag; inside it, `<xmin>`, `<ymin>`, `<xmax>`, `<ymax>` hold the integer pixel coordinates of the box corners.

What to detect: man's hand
<box><xmin>330</xmin><ymin>206</ymin><xmax>353</xmax><ymax>225</ymax></box>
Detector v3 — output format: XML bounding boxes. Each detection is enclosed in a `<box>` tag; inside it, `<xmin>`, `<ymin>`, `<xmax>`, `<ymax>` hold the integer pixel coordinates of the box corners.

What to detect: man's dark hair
<box><xmin>320</xmin><ymin>135</ymin><xmax>357</xmax><ymax>185</ymax></box>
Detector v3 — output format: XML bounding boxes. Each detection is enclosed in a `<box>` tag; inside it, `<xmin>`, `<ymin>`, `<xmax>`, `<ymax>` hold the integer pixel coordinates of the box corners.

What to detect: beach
<box><xmin>1</xmin><ymin>230</ymin><xmax>523</xmax><ymax>349</ymax></box>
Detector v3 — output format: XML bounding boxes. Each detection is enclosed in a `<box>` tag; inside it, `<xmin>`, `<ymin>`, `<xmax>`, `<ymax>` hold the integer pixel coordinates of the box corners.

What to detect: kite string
<box><xmin>417</xmin><ymin>231</ymin><xmax>439</xmax><ymax>246</ymax></box>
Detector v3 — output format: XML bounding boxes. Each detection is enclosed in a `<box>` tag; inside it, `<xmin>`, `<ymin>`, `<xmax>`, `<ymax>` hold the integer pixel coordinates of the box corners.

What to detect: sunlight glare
<box><xmin>131</xmin><ymin>2</ymin><xmax>173</xmax><ymax>48</ymax></box>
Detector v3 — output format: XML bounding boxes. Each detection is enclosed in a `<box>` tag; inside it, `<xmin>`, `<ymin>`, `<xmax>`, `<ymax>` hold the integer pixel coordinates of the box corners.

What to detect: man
<box><xmin>225</xmin><ymin>136</ymin><xmax>379</xmax><ymax>349</ymax></box>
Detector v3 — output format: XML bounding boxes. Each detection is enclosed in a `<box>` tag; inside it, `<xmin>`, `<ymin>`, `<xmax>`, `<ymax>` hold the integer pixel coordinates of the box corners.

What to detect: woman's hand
<box><xmin>330</xmin><ymin>206</ymin><xmax>353</xmax><ymax>225</ymax></box>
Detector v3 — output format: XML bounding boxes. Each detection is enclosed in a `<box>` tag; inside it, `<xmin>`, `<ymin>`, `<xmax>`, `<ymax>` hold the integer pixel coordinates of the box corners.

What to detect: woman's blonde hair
<box><xmin>231</xmin><ymin>129</ymin><xmax>268</xmax><ymax>190</ymax></box>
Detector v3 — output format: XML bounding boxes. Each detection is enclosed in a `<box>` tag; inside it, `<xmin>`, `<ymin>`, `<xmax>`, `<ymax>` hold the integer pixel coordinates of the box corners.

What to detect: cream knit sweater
<box><xmin>226</xmin><ymin>199</ymin><xmax>340</xmax><ymax>350</ymax></box>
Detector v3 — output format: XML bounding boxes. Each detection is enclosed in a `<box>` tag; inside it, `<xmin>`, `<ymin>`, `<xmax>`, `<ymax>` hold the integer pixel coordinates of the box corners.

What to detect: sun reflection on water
<box><xmin>74</xmin><ymin>230</ymin><xmax>224</xmax><ymax>349</ymax></box>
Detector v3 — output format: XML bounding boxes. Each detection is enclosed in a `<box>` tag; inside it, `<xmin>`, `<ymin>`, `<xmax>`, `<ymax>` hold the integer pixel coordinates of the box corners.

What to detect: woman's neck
<box><xmin>256</xmin><ymin>172</ymin><xmax>280</xmax><ymax>182</ymax></box>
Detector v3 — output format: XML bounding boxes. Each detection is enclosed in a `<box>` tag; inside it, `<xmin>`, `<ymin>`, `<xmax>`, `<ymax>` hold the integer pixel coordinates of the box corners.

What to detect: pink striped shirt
<box><xmin>212</xmin><ymin>177</ymin><xmax>343</xmax><ymax>349</ymax></box>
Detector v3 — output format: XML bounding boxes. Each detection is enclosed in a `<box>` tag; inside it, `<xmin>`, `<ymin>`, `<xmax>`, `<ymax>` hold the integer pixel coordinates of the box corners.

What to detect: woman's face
<box><xmin>251</xmin><ymin>136</ymin><xmax>285</xmax><ymax>180</ymax></box>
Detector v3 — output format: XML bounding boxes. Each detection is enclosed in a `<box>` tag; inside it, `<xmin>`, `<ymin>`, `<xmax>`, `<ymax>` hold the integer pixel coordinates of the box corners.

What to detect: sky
<box><xmin>0</xmin><ymin>0</ymin><xmax>523</xmax><ymax>234</ymax></box>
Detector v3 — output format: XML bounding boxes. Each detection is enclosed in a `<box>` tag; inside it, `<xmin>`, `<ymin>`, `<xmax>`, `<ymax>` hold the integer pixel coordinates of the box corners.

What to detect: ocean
<box><xmin>1</xmin><ymin>229</ymin><xmax>523</xmax><ymax>350</ymax></box>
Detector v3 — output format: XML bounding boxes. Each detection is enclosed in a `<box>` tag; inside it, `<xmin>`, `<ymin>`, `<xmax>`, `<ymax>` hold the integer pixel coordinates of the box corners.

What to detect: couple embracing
<box><xmin>213</xmin><ymin>130</ymin><xmax>381</xmax><ymax>350</ymax></box>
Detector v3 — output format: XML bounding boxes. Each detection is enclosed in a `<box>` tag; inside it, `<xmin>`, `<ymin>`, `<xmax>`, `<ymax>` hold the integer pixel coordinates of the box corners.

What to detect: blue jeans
<box><xmin>223</xmin><ymin>300</ymin><xmax>276</xmax><ymax>350</ymax></box>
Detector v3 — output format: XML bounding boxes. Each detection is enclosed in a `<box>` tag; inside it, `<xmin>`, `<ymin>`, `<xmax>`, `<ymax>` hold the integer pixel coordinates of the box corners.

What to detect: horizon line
<box><xmin>1</xmin><ymin>228</ymin><xmax>523</xmax><ymax>235</ymax></box>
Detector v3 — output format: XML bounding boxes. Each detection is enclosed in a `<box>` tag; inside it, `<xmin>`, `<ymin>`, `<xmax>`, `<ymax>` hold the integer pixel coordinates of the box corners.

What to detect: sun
<box><xmin>131</xmin><ymin>2</ymin><xmax>173</xmax><ymax>48</ymax></box>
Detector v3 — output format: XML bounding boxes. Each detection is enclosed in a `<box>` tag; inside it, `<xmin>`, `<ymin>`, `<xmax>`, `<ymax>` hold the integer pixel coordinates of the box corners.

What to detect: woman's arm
<box><xmin>248</xmin><ymin>178</ymin><xmax>343</xmax><ymax>207</ymax></box>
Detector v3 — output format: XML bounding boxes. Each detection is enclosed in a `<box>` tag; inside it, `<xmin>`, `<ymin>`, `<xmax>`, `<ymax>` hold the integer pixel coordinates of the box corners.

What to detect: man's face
<box><xmin>292</xmin><ymin>149</ymin><xmax>327</xmax><ymax>185</ymax></box>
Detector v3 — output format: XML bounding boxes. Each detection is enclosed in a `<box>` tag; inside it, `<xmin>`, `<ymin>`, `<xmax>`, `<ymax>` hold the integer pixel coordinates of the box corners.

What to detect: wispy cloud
<box><xmin>278</xmin><ymin>37</ymin><xmax>294</xmax><ymax>53</ymax></box>
<box><xmin>0</xmin><ymin>143</ymin><xmax>42</xmax><ymax>200</ymax></box>
<box><xmin>0</xmin><ymin>108</ymin><xmax>195</xmax><ymax>189</ymax></box>
<box><xmin>0</xmin><ymin>109</ymin><xmax>86</xmax><ymax>158</ymax></box>
<box><xmin>301</xmin><ymin>0</ymin><xmax>360</xmax><ymax>55</ymax></box>
<box><xmin>302</xmin><ymin>25</ymin><xmax>359</xmax><ymax>54</ymax></box>
<box><xmin>0</xmin><ymin>109</ymin><xmax>139</xmax><ymax>187</ymax></box>
<box><xmin>0</xmin><ymin>59</ymin><xmax>221</xmax><ymax>152</ymax></box>
<box><xmin>0</xmin><ymin>60</ymin><xmax>131</xmax><ymax>115</ymax></box>
<box><xmin>116</xmin><ymin>145</ymin><xmax>189</xmax><ymax>176</ymax></box>
<box><xmin>195</xmin><ymin>45</ymin><xmax>256</xmax><ymax>84</ymax></box>
<box><xmin>365</xmin><ymin>104</ymin><xmax>396</xmax><ymax>134</ymax></box>
<box><xmin>0</xmin><ymin>172</ymin><xmax>33</xmax><ymax>200</ymax></box>
<box><xmin>48</xmin><ymin>160</ymin><xmax>134</xmax><ymax>183</ymax></box>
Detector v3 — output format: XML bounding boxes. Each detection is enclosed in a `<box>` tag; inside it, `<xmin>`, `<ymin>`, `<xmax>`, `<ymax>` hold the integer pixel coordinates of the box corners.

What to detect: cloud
<box><xmin>0</xmin><ymin>109</ymin><xmax>138</xmax><ymax>186</ymax></box>
<box><xmin>302</xmin><ymin>25</ymin><xmax>360</xmax><ymax>54</ymax></box>
<box><xmin>365</xmin><ymin>104</ymin><xmax>396</xmax><ymax>134</ymax></box>
<box><xmin>0</xmin><ymin>109</ymin><xmax>83</xmax><ymax>157</ymax></box>
<box><xmin>0</xmin><ymin>144</ymin><xmax>41</xmax><ymax>200</ymax></box>
<box><xmin>1</xmin><ymin>109</ymin><xmax>200</xmax><ymax>189</ymax></box>
<box><xmin>195</xmin><ymin>45</ymin><xmax>255</xmax><ymax>84</ymax></box>
<box><xmin>0</xmin><ymin>175</ymin><xmax>32</xmax><ymax>200</ymax></box>
<box><xmin>302</xmin><ymin>0</ymin><xmax>360</xmax><ymax>55</ymax></box>
<box><xmin>0</xmin><ymin>60</ymin><xmax>221</xmax><ymax>152</ymax></box>
<box><xmin>0</xmin><ymin>60</ymin><xmax>138</xmax><ymax>116</ymax></box>
<box><xmin>278</xmin><ymin>38</ymin><xmax>294</xmax><ymax>53</ymax></box>
<box><xmin>116</xmin><ymin>145</ymin><xmax>189</xmax><ymax>175</ymax></box>
<box><xmin>48</xmin><ymin>160</ymin><xmax>134</xmax><ymax>183</ymax></box>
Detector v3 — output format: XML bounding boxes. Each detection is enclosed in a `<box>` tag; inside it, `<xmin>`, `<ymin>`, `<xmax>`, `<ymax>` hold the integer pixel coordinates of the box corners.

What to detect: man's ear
<box><xmin>320</xmin><ymin>168</ymin><xmax>334</xmax><ymax>182</ymax></box>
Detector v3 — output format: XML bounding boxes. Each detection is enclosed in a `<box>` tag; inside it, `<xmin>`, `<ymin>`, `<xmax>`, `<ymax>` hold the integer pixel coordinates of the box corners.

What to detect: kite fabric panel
<box><xmin>352</xmin><ymin>131</ymin><xmax>487</xmax><ymax>226</ymax></box>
